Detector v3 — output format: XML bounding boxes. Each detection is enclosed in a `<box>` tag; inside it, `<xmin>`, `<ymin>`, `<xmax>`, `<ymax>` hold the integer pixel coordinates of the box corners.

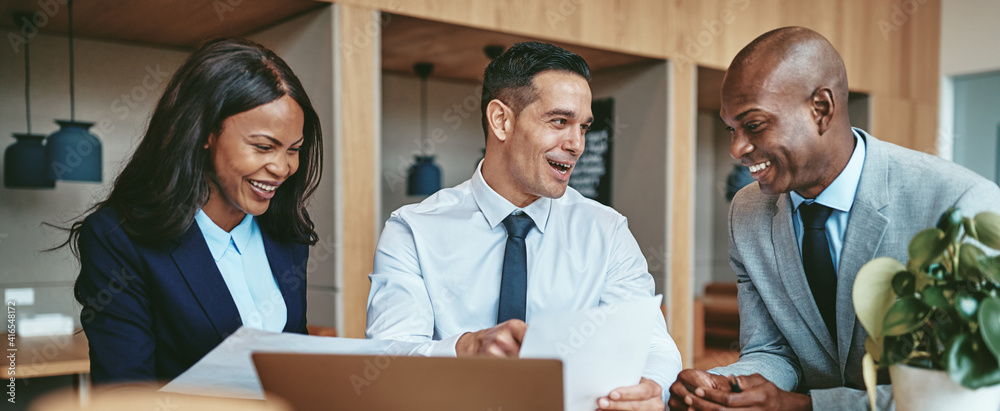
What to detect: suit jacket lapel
<box><xmin>260</xmin><ymin>228</ymin><xmax>303</xmax><ymax>333</ymax></box>
<box><xmin>171</xmin><ymin>223</ymin><xmax>243</xmax><ymax>340</ymax></box>
<box><xmin>773</xmin><ymin>194</ymin><xmax>839</xmax><ymax>361</ymax></box>
<box><xmin>836</xmin><ymin>130</ymin><xmax>890</xmax><ymax>371</ymax></box>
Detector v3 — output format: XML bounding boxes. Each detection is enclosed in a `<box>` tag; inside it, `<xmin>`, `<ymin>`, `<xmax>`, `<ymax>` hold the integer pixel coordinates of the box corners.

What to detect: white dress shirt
<box><xmin>195</xmin><ymin>210</ymin><xmax>287</xmax><ymax>332</ymax></box>
<box><xmin>367</xmin><ymin>163</ymin><xmax>682</xmax><ymax>396</ymax></box>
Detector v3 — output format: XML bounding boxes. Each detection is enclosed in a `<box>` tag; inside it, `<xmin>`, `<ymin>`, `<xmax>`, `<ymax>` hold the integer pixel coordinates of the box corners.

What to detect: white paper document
<box><xmin>520</xmin><ymin>295</ymin><xmax>662</xmax><ymax>411</ymax></box>
<box><xmin>161</xmin><ymin>326</ymin><xmax>418</xmax><ymax>399</ymax></box>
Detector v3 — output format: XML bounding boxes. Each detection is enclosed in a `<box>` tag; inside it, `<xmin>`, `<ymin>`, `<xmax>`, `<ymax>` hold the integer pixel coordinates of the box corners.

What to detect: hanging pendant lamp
<box><xmin>4</xmin><ymin>13</ymin><xmax>55</xmax><ymax>189</ymax></box>
<box><xmin>406</xmin><ymin>62</ymin><xmax>442</xmax><ymax>196</ymax></box>
<box><xmin>46</xmin><ymin>0</ymin><xmax>102</xmax><ymax>183</ymax></box>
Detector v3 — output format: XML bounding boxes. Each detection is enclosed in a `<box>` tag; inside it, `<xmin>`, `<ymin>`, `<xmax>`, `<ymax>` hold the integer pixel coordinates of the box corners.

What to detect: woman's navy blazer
<box><xmin>75</xmin><ymin>206</ymin><xmax>308</xmax><ymax>384</ymax></box>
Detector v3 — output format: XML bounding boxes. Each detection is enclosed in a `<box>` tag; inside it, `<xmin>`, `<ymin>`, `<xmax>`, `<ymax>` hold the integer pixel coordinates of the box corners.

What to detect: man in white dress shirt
<box><xmin>366</xmin><ymin>41</ymin><xmax>681</xmax><ymax>410</ymax></box>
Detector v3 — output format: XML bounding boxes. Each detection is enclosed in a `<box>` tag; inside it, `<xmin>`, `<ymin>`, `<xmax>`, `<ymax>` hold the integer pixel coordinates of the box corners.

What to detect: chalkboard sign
<box><xmin>569</xmin><ymin>98</ymin><xmax>614</xmax><ymax>206</ymax></box>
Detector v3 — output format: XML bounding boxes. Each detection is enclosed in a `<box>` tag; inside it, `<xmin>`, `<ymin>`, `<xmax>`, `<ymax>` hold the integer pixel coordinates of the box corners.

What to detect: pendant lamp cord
<box><xmin>420</xmin><ymin>74</ymin><xmax>427</xmax><ymax>155</ymax></box>
<box><xmin>68</xmin><ymin>0</ymin><xmax>75</xmax><ymax>121</ymax></box>
<box><xmin>24</xmin><ymin>29</ymin><xmax>31</xmax><ymax>135</ymax></box>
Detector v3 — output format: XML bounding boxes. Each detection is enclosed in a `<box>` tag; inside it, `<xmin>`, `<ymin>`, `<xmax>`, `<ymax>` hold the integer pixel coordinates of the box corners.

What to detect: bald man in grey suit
<box><xmin>669</xmin><ymin>27</ymin><xmax>1000</xmax><ymax>410</ymax></box>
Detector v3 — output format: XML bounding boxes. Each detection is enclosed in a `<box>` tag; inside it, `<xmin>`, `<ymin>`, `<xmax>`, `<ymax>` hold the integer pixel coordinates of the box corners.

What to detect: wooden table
<box><xmin>5</xmin><ymin>331</ymin><xmax>90</xmax><ymax>380</ymax></box>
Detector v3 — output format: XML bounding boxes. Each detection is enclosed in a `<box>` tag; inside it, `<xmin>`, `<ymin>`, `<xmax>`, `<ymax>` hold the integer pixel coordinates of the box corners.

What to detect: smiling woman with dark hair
<box><xmin>62</xmin><ymin>38</ymin><xmax>323</xmax><ymax>384</ymax></box>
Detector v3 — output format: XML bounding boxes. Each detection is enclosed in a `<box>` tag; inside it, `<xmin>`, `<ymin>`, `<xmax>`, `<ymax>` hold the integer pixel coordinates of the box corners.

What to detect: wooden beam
<box><xmin>336</xmin><ymin>3</ymin><xmax>379</xmax><ymax>338</ymax></box>
<box><xmin>667</xmin><ymin>60</ymin><xmax>697</xmax><ymax>368</ymax></box>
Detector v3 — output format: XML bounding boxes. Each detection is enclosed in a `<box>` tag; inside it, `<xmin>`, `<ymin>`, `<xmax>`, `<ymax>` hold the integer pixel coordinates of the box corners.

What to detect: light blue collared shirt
<box><xmin>195</xmin><ymin>210</ymin><xmax>287</xmax><ymax>332</ymax></box>
<box><xmin>367</xmin><ymin>161</ymin><xmax>682</xmax><ymax>399</ymax></box>
<box><xmin>790</xmin><ymin>129</ymin><xmax>867</xmax><ymax>274</ymax></box>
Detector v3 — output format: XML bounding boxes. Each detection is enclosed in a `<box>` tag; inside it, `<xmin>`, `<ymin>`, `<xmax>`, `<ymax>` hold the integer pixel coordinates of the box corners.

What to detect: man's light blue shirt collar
<box><xmin>194</xmin><ymin>210</ymin><xmax>254</xmax><ymax>261</ymax></box>
<box><xmin>470</xmin><ymin>160</ymin><xmax>551</xmax><ymax>233</ymax></box>
<box><xmin>791</xmin><ymin>129</ymin><xmax>866</xmax><ymax>211</ymax></box>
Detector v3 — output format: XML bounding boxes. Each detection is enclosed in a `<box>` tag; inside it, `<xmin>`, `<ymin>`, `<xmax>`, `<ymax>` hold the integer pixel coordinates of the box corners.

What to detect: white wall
<box><xmin>380</xmin><ymin>73</ymin><xmax>485</xmax><ymax>226</ymax></box>
<box><xmin>381</xmin><ymin>62</ymin><xmax>671</xmax><ymax>294</ymax></box>
<box><xmin>591</xmin><ymin>61</ymin><xmax>670</xmax><ymax>295</ymax></box>
<box><xmin>940</xmin><ymin>0</ymin><xmax>1000</xmax><ymax>77</ymax></box>
<box><xmin>951</xmin><ymin>74</ymin><xmax>1000</xmax><ymax>183</ymax></box>
<box><xmin>939</xmin><ymin>0</ymin><xmax>1000</xmax><ymax>160</ymax></box>
<box><xmin>694</xmin><ymin>111</ymin><xmax>739</xmax><ymax>295</ymax></box>
<box><xmin>0</xmin><ymin>6</ymin><xmax>339</xmax><ymax>328</ymax></box>
<box><xmin>0</xmin><ymin>34</ymin><xmax>188</xmax><ymax>321</ymax></box>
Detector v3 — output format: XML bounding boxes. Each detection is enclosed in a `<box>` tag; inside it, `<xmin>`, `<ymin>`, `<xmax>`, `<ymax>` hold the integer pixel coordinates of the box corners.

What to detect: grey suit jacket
<box><xmin>711</xmin><ymin>129</ymin><xmax>1000</xmax><ymax>410</ymax></box>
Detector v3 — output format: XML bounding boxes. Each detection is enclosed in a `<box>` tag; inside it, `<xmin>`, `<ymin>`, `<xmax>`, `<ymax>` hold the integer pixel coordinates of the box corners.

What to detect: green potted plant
<box><xmin>853</xmin><ymin>207</ymin><xmax>1000</xmax><ymax>410</ymax></box>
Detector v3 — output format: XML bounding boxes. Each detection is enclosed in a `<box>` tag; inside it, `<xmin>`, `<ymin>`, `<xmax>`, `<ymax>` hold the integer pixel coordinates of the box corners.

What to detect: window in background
<box><xmin>952</xmin><ymin>71</ymin><xmax>1000</xmax><ymax>184</ymax></box>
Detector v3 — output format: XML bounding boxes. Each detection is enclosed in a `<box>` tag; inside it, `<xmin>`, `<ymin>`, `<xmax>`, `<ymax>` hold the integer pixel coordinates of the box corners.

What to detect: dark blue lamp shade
<box><xmin>4</xmin><ymin>133</ymin><xmax>56</xmax><ymax>189</ymax></box>
<box><xmin>407</xmin><ymin>155</ymin><xmax>442</xmax><ymax>196</ymax></box>
<box><xmin>46</xmin><ymin>120</ymin><xmax>102</xmax><ymax>182</ymax></box>
<box><xmin>725</xmin><ymin>164</ymin><xmax>753</xmax><ymax>201</ymax></box>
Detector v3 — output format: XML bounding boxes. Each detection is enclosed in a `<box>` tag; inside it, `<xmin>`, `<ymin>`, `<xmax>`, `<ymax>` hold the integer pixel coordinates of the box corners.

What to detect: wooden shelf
<box><xmin>1</xmin><ymin>0</ymin><xmax>326</xmax><ymax>48</ymax></box>
<box><xmin>382</xmin><ymin>14</ymin><xmax>655</xmax><ymax>83</ymax></box>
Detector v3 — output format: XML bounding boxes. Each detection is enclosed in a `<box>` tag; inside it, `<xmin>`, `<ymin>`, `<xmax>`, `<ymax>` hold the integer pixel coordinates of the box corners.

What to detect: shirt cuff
<box><xmin>426</xmin><ymin>333</ymin><xmax>463</xmax><ymax>357</ymax></box>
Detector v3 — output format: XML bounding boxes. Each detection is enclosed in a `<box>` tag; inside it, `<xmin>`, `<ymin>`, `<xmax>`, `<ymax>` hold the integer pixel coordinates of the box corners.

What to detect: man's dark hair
<box><xmin>480</xmin><ymin>41</ymin><xmax>591</xmax><ymax>140</ymax></box>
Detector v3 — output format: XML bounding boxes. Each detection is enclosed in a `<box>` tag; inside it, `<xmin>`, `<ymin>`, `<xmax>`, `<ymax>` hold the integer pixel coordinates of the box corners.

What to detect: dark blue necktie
<box><xmin>800</xmin><ymin>202</ymin><xmax>838</xmax><ymax>344</ymax></box>
<box><xmin>497</xmin><ymin>213</ymin><xmax>534</xmax><ymax>324</ymax></box>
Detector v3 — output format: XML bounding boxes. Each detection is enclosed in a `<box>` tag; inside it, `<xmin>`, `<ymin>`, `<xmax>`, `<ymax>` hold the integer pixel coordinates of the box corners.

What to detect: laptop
<box><xmin>252</xmin><ymin>352</ymin><xmax>563</xmax><ymax>411</ymax></box>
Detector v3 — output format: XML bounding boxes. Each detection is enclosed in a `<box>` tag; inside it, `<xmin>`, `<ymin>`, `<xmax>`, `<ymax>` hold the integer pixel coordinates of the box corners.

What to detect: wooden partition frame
<box><xmin>325</xmin><ymin>0</ymin><xmax>944</xmax><ymax>364</ymax></box>
<box><xmin>335</xmin><ymin>3</ymin><xmax>380</xmax><ymax>338</ymax></box>
<box><xmin>667</xmin><ymin>61</ymin><xmax>698</xmax><ymax>367</ymax></box>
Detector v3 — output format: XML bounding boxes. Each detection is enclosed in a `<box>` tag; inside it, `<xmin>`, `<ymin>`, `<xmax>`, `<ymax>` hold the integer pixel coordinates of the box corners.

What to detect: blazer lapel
<box><xmin>836</xmin><ymin>130</ymin><xmax>890</xmax><ymax>371</ymax></box>
<box><xmin>772</xmin><ymin>194</ymin><xmax>839</xmax><ymax>361</ymax></box>
<box><xmin>260</xmin><ymin>228</ymin><xmax>303</xmax><ymax>332</ymax></box>
<box><xmin>171</xmin><ymin>223</ymin><xmax>244</xmax><ymax>340</ymax></box>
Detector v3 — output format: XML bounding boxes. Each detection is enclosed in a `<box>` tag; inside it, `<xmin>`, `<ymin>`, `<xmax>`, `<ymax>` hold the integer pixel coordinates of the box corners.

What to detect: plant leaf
<box><xmin>892</xmin><ymin>270</ymin><xmax>916</xmax><ymax>297</ymax></box>
<box><xmin>863</xmin><ymin>352</ymin><xmax>877</xmax><ymax>411</ymax></box>
<box><xmin>921</xmin><ymin>285</ymin><xmax>951</xmax><ymax>309</ymax></box>
<box><xmin>866</xmin><ymin>334</ymin><xmax>882</xmax><ymax>363</ymax></box>
<box><xmin>979</xmin><ymin>297</ymin><xmax>1000</xmax><ymax>362</ymax></box>
<box><xmin>954</xmin><ymin>291</ymin><xmax>981</xmax><ymax>322</ymax></box>
<box><xmin>964</xmin><ymin>216</ymin><xmax>978</xmax><ymax>242</ymax></box>
<box><xmin>930</xmin><ymin>308</ymin><xmax>963</xmax><ymax>350</ymax></box>
<box><xmin>975</xmin><ymin>212</ymin><xmax>1000</xmax><ymax>251</ymax></box>
<box><xmin>938</xmin><ymin>207</ymin><xmax>963</xmax><ymax>244</ymax></box>
<box><xmin>882</xmin><ymin>334</ymin><xmax>917</xmax><ymax>366</ymax></box>
<box><xmin>907</xmin><ymin>228</ymin><xmax>948</xmax><ymax>272</ymax></box>
<box><xmin>981</xmin><ymin>256</ymin><xmax>1000</xmax><ymax>283</ymax></box>
<box><xmin>945</xmin><ymin>333</ymin><xmax>1000</xmax><ymax>389</ymax></box>
<box><xmin>882</xmin><ymin>297</ymin><xmax>932</xmax><ymax>336</ymax></box>
<box><xmin>959</xmin><ymin>243</ymin><xmax>987</xmax><ymax>280</ymax></box>
<box><xmin>854</xmin><ymin>257</ymin><xmax>905</xmax><ymax>339</ymax></box>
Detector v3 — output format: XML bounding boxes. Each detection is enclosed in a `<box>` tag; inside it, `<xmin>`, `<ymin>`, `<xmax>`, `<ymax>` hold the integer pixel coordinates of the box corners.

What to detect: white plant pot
<box><xmin>890</xmin><ymin>364</ymin><xmax>1000</xmax><ymax>411</ymax></box>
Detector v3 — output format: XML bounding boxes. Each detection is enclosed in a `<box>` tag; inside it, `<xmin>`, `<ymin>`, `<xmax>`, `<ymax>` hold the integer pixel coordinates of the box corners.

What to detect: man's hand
<box><xmin>596</xmin><ymin>377</ymin><xmax>663</xmax><ymax>411</ymax></box>
<box><xmin>683</xmin><ymin>373</ymin><xmax>812</xmax><ymax>411</ymax></box>
<box><xmin>455</xmin><ymin>320</ymin><xmax>527</xmax><ymax>357</ymax></box>
<box><xmin>668</xmin><ymin>369</ymin><xmax>733</xmax><ymax>410</ymax></box>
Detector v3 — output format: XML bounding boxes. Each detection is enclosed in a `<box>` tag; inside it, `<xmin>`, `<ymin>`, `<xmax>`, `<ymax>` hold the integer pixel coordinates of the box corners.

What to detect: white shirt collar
<box><xmin>470</xmin><ymin>160</ymin><xmax>551</xmax><ymax>233</ymax></box>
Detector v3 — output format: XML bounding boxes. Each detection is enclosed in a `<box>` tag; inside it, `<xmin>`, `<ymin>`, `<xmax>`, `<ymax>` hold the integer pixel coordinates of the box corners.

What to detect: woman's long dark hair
<box><xmin>60</xmin><ymin>38</ymin><xmax>322</xmax><ymax>254</ymax></box>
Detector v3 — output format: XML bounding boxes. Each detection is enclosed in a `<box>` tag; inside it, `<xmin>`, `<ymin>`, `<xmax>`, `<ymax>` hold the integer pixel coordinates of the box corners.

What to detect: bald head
<box><xmin>720</xmin><ymin>27</ymin><xmax>857</xmax><ymax>198</ymax></box>
<box><xmin>725</xmin><ymin>27</ymin><xmax>849</xmax><ymax>119</ymax></box>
